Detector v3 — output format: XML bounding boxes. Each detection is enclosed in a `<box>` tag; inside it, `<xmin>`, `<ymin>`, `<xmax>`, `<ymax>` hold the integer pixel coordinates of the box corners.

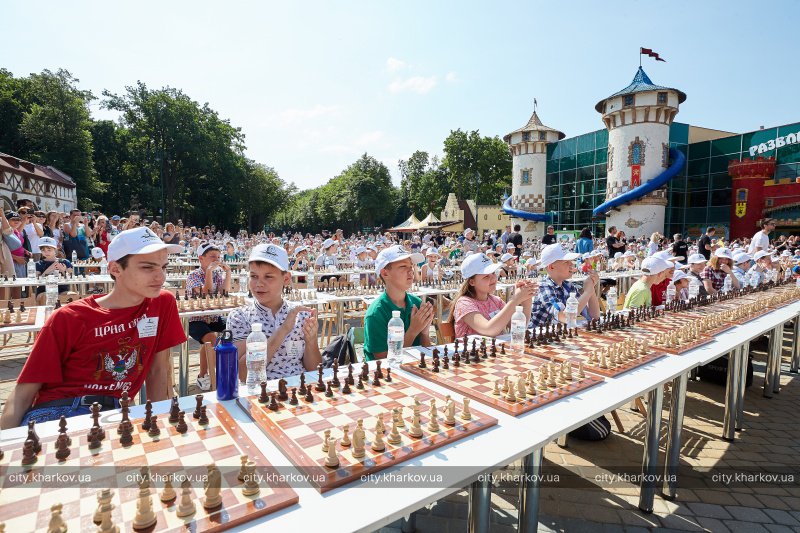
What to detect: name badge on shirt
<box><xmin>137</xmin><ymin>317</ymin><xmax>159</xmax><ymax>338</ymax></box>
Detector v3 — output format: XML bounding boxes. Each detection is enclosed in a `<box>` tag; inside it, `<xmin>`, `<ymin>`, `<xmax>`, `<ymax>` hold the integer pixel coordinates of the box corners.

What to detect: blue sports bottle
<box><xmin>215</xmin><ymin>330</ymin><xmax>239</xmax><ymax>401</ymax></box>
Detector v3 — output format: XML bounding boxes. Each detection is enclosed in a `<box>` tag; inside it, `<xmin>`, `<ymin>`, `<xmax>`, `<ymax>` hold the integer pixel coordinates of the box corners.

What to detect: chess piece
<box><xmin>493</xmin><ymin>380</ymin><xmax>501</xmax><ymax>396</ymax></box>
<box><xmin>322</xmin><ymin>429</ymin><xmax>331</xmax><ymax>452</ymax></box>
<box><xmin>394</xmin><ymin>406</ymin><xmax>405</xmax><ymax>427</ymax></box>
<box><xmin>258</xmin><ymin>381</ymin><xmax>269</xmax><ymax>403</ymax></box>
<box><xmin>203</xmin><ymin>464</ymin><xmax>223</xmax><ymax>509</ymax></box>
<box><xmin>342</xmin><ymin>380</ymin><xmax>351</xmax><ymax>394</ymax></box>
<box><xmin>21</xmin><ymin>438</ymin><xmax>37</xmax><ymax>465</ymax></box>
<box><xmin>352</xmin><ymin>422</ymin><xmax>366</xmax><ymax>458</ymax></box>
<box><xmin>443</xmin><ymin>399</ymin><xmax>456</xmax><ymax>425</ymax></box>
<box><xmin>385</xmin><ymin>368</ymin><xmax>392</xmax><ymax>382</ymax></box>
<box><xmin>278</xmin><ymin>378</ymin><xmax>289</xmax><ymax>400</ymax></box>
<box><xmin>242</xmin><ymin>460</ymin><xmax>260</xmax><ymax>496</ymax></box>
<box><xmin>169</xmin><ymin>395</ymin><xmax>180</xmax><ymax>423</ymax></box>
<box><xmin>304</xmin><ymin>387</ymin><xmax>314</xmax><ymax>402</ymax></box>
<box><xmin>176</xmin><ymin>411</ymin><xmax>188</xmax><ymax>434</ymax></box>
<box><xmin>289</xmin><ymin>388</ymin><xmax>299</xmax><ymax>404</ymax></box>
<box><xmin>90</xmin><ymin>403</ymin><xmax>105</xmax><ymax>441</ymax></box>
<box><xmin>409</xmin><ymin>410</ymin><xmax>423</xmax><ymax>437</ymax></box>
<box><xmin>372</xmin><ymin>370</ymin><xmax>381</xmax><ymax>386</ymax></box>
<box><xmin>356</xmin><ymin>375</ymin><xmax>364</xmax><ymax>390</ymax></box>
<box><xmin>133</xmin><ymin>477</ymin><xmax>157</xmax><ymax>529</ymax></box>
<box><xmin>505</xmin><ymin>383</ymin><xmax>517</xmax><ymax>403</ymax></box>
<box><xmin>387</xmin><ymin>419</ymin><xmax>402</xmax><ymax>444</ymax></box>
<box><xmin>161</xmin><ymin>477</ymin><xmax>177</xmax><ymax>502</ymax></box>
<box><xmin>57</xmin><ymin>415</ymin><xmax>71</xmax><ymax>446</ymax></box>
<box><xmin>340</xmin><ymin>424</ymin><xmax>351</xmax><ymax>447</ymax></box>
<box><xmin>28</xmin><ymin>420</ymin><xmax>41</xmax><ymax>453</ymax></box>
<box><xmin>316</xmin><ymin>364</ymin><xmax>326</xmax><ymax>392</ymax></box>
<box><xmin>460</xmin><ymin>398</ymin><xmax>472</xmax><ymax>420</ymax></box>
<box><xmin>325</xmin><ymin>381</ymin><xmax>334</xmax><ymax>397</ymax></box>
<box><xmin>199</xmin><ymin>405</ymin><xmax>209</xmax><ymax>425</ymax></box>
<box><xmin>94</xmin><ymin>488</ymin><xmax>114</xmax><ymax>524</ymax></box>
<box><xmin>96</xmin><ymin>501</ymin><xmax>118</xmax><ymax>533</ymax></box>
<box><xmin>268</xmin><ymin>392</ymin><xmax>280</xmax><ymax>411</ymax></box>
<box><xmin>325</xmin><ymin>438</ymin><xmax>340</xmax><ymax>467</ymax></box>
<box><xmin>193</xmin><ymin>395</ymin><xmax>203</xmax><ymax>419</ymax></box>
<box><xmin>148</xmin><ymin>415</ymin><xmax>161</xmax><ymax>437</ymax></box>
<box><xmin>371</xmin><ymin>427</ymin><xmax>386</xmax><ymax>451</ymax></box>
<box><xmin>48</xmin><ymin>503</ymin><xmax>67</xmax><ymax>533</ymax></box>
<box><xmin>176</xmin><ymin>479</ymin><xmax>196</xmax><ymax>517</ymax></box>
<box><xmin>418</xmin><ymin>352</ymin><xmax>427</xmax><ymax>368</ymax></box>
<box><xmin>517</xmin><ymin>375</ymin><xmax>527</xmax><ymax>400</ymax></box>
<box><xmin>55</xmin><ymin>431</ymin><xmax>71</xmax><ymax>460</ymax></box>
<box><xmin>119</xmin><ymin>419</ymin><xmax>133</xmax><ymax>446</ymax></box>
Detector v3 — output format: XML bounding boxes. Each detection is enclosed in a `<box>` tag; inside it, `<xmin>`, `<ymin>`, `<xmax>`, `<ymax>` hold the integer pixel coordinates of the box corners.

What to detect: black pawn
<box><xmin>299</xmin><ymin>374</ymin><xmax>308</xmax><ymax>395</ymax></box>
<box><xmin>289</xmin><ymin>388</ymin><xmax>299</xmax><ymax>405</ymax></box>
<box><xmin>304</xmin><ymin>387</ymin><xmax>314</xmax><ymax>402</ymax></box>
<box><xmin>375</xmin><ymin>360</ymin><xmax>384</xmax><ymax>379</ymax></box>
<box><xmin>347</xmin><ymin>365</ymin><xmax>354</xmax><ymax>386</ymax></box>
<box><xmin>325</xmin><ymin>381</ymin><xmax>334</xmax><ymax>397</ymax></box>
<box><xmin>176</xmin><ymin>411</ymin><xmax>188</xmax><ymax>434</ymax></box>
<box><xmin>148</xmin><ymin>415</ymin><xmax>161</xmax><ymax>437</ymax></box>
<box><xmin>356</xmin><ymin>375</ymin><xmax>365</xmax><ymax>390</ymax></box>
<box><xmin>432</xmin><ymin>357</ymin><xmax>440</xmax><ymax>373</ymax></box>
<box><xmin>372</xmin><ymin>371</ymin><xmax>381</xmax><ymax>387</ymax></box>
<box><xmin>198</xmin><ymin>405</ymin><xmax>209</xmax><ymax>425</ymax></box>
<box><xmin>55</xmin><ymin>432</ymin><xmax>71</xmax><ymax>460</ymax></box>
<box><xmin>58</xmin><ymin>416</ymin><xmax>72</xmax><ymax>446</ymax></box>
<box><xmin>385</xmin><ymin>368</ymin><xmax>392</xmax><ymax>382</ymax></box>
<box><xmin>21</xmin><ymin>439</ymin><xmax>37</xmax><ymax>465</ymax></box>
<box><xmin>342</xmin><ymin>381</ymin><xmax>351</xmax><ymax>394</ymax></box>
<box><xmin>268</xmin><ymin>392</ymin><xmax>280</xmax><ymax>411</ymax></box>
<box><xmin>119</xmin><ymin>423</ymin><xmax>133</xmax><ymax>447</ymax></box>
<box><xmin>418</xmin><ymin>353</ymin><xmax>427</xmax><ymax>369</ymax></box>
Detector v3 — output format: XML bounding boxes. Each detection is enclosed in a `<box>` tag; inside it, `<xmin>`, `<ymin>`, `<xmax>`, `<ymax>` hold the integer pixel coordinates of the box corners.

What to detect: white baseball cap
<box><xmin>753</xmin><ymin>250</ymin><xmax>772</xmax><ymax>261</ymax></box>
<box><xmin>500</xmin><ymin>253</ymin><xmax>514</xmax><ymax>262</ymax></box>
<box><xmin>91</xmin><ymin>247</ymin><xmax>106</xmax><ymax>260</ymax></box>
<box><xmin>640</xmin><ymin>257</ymin><xmax>671</xmax><ymax>275</ymax></box>
<box><xmin>733</xmin><ymin>252</ymin><xmax>752</xmax><ymax>264</ymax></box>
<box><xmin>425</xmin><ymin>247</ymin><xmax>440</xmax><ymax>257</ymax></box>
<box><xmin>538</xmin><ymin>243</ymin><xmax>580</xmax><ymax>269</ymax></box>
<box><xmin>197</xmin><ymin>242</ymin><xmax>221</xmax><ymax>256</ymax></box>
<box><xmin>687</xmin><ymin>253</ymin><xmax>707</xmax><ymax>265</ymax></box>
<box><xmin>506</xmin><ymin>243</ymin><xmax>516</xmax><ymax>249</ymax></box>
<box><xmin>714</xmin><ymin>247</ymin><xmax>734</xmax><ymax>260</ymax></box>
<box><xmin>671</xmin><ymin>270</ymin><xmax>689</xmax><ymax>284</ymax></box>
<box><xmin>781</xmin><ymin>250</ymin><xmax>792</xmax><ymax>257</ymax></box>
<box><xmin>248</xmin><ymin>243</ymin><xmax>289</xmax><ymax>271</ymax></box>
<box><xmin>653</xmin><ymin>250</ymin><xmax>684</xmax><ymax>262</ymax></box>
<box><xmin>39</xmin><ymin>237</ymin><xmax>57</xmax><ymax>249</ymax></box>
<box><xmin>293</xmin><ymin>245</ymin><xmax>308</xmax><ymax>256</ymax></box>
<box><xmin>375</xmin><ymin>245</ymin><xmax>424</xmax><ymax>275</ymax></box>
<box><xmin>107</xmin><ymin>227</ymin><xmax>183</xmax><ymax>262</ymax></box>
<box><xmin>464</xmin><ymin>228</ymin><xmax>475</xmax><ymax>236</ymax></box>
<box><xmin>461</xmin><ymin>253</ymin><xmax>505</xmax><ymax>278</ymax></box>
<box><xmin>355</xmin><ymin>246</ymin><xmax>368</xmax><ymax>255</ymax></box>
<box><xmin>321</xmin><ymin>238</ymin><xmax>337</xmax><ymax>250</ymax></box>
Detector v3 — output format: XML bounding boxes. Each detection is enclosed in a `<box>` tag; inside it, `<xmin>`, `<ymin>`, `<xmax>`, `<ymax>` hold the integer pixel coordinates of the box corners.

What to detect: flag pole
<box><xmin>639</xmin><ymin>47</ymin><xmax>642</xmax><ymax>67</ymax></box>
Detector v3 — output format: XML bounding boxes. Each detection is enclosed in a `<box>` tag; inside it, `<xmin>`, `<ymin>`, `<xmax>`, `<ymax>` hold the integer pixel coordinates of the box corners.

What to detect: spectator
<box><xmin>541</xmin><ymin>225</ymin><xmax>557</xmax><ymax>245</ymax></box>
<box><xmin>63</xmin><ymin>209</ymin><xmax>92</xmax><ymax>260</ymax></box>
<box><xmin>93</xmin><ymin>216</ymin><xmax>112</xmax><ymax>257</ymax></box>
<box><xmin>509</xmin><ymin>224</ymin><xmax>523</xmax><ymax>257</ymax></box>
<box><xmin>702</xmin><ymin>248</ymin><xmax>740</xmax><ymax>295</ymax></box>
<box><xmin>576</xmin><ymin>227</ymin><xmax>594</xmax><ymax>254</ymax></box>
<box><xmin>748</xmin><ymin>219</ymin><xmax>774</xmax><ymax>255</ymax></box>
<box><xmin>697</xmin><ymin>227</ymin><xmax>715</xmax><ymax>260</ymax></box>
<box><xmin>672</xmin><ymin>233</ymin><xmax>688</xmax><ymax>262</ymax></box>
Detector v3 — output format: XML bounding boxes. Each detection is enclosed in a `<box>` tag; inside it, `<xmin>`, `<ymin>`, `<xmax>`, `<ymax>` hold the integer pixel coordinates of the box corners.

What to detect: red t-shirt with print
<box><xmin>18</xmin><ymin>290</ymin><xmax>187</xmax><ymax>406</ymax></box>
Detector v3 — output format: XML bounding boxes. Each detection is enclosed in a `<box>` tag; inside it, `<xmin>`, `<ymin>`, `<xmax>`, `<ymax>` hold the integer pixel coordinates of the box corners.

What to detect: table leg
<box><xmin>735</xmin><ymin>345</ymin><xmax>747</xmax><ymax>431</ymax></box>
<box><xmin>722</xmin><ymin>349</ymin><xmax>741</xmax><ymax>441</ymax></box>
<box><xmin>468</xmin><ymin>477</ymin><xmax>491</xmax><ymax>533</ymax></box>
<box><xmin>639</xmin><ymin>386</ymin><xmax>663</xmax><ymax>513</ymax></box>
<box><xmin>400</xmin><ymin>512</ymin><xmax>416</xmax><ymax>533</ymax></box>
<box><xmin>179</xmin><ymin>316</ymin><xmax>190</xmax><ymax>396</ymax></box>
<box><xmin>662</xmin><ymin>372</ymin><xmax>687</xmax><ymax>500</ymax></box>
<box><xmin>772</xmin><ymin>324</ymin><xmax>783</xmax><ymax>394</ymax></box>
<box><xmin>435</xmin><ymin>294</ymin><xmax>443</xmax><ymax>324</ymax></box>
<box><xmin>336</xmin><ymin>302</ymin><xmax>344</xmax><ymax>337</ymax></box>
<box><xmin>517</xmin><ymin>447</ymin><xmax>543</xmax><ymax>533</ymax></box>
<box><xmin>791</xmin><ymin>319</ymin><xmax>800</xmax><ymax>374</ymax></box>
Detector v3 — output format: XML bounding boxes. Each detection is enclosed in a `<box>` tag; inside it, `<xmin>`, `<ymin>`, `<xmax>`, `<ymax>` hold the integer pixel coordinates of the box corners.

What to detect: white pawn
<box><xmin>176</xmin><ymin>479</ymin><xmax>196</xmax><ymax>517</ymax></box>
<box><xmin>387</xmin><ymin>419</ymin><xmax>402</xmax><ymax>445</ymax></box>
<box><xmin>371</xmin><ymin>427</ymin><xmax>386</xmax><ymax>451</ymax></box>
<box><xmin>94</xmin><ymin>488</ymin><xmax>114</xmax><ymax>524</ymax></box>
<box><xmin>160</xmin><ymin>477</ymin><xmax>176</xmax><ymax>502</ymax></box>
<box><xmin>460</xmin><ymin>398</ymin><xmax>472</xmax><ymax>420</ymax></box>
<box><xmin>324</xmin><ymin>439</ymin><xmax>340</xmax><ymax>468</ymax></box>
<box><xmin>133</xmin><ymin>479</ymin><xmax>157</xmax><ymax>529</ymax></box>
<box><xmin>96</xmin><ymin>501</ymin><xmax>118</xmax><ymax>533</ymax></box>
<box><xmin>48</xmin><ymin>503</ymin><xmax>67</xmax><ymax>533</ymax></box>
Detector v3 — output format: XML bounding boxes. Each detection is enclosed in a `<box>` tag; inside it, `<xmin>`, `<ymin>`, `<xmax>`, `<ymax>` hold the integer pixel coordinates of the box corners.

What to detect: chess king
<box><xmin>0</xmin><ymin>227</ymin><xmax>187</xmax><ymax>429</ymax></box>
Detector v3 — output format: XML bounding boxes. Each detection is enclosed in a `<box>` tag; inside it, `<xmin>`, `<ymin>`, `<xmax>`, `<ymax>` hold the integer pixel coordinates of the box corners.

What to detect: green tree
<box><xmin>442</xmin><ymin>129</ymin><xmax>511</xmax><ymax>205</ymax></box>
<box><xmin>399</xmin><ymin>151</ymin><xmax>448</xmax><ymax>218</ymax></box>
<box><xmin>19</xmin><ymin>69</ymin><xmax>103</xmax><ymax>207</ymax></box>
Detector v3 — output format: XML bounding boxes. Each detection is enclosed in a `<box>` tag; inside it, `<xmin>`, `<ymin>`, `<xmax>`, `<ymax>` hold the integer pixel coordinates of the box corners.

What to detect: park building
<box><xmin>502</xmin><ymin>66</ymin><xmax>800</xmax><ymax>241</ymax></box>
<box><xmin>0</xmin><ymin>152</ymin><xmax>78</xmax><ymax>212</ymax></box>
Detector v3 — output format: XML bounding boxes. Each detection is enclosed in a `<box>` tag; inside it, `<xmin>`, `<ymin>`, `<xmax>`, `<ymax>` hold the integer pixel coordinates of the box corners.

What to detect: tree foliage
<box><xmin>442</xmin><ymin>129</ymin><xmax>512</xmax><ymax>206</ymax></box>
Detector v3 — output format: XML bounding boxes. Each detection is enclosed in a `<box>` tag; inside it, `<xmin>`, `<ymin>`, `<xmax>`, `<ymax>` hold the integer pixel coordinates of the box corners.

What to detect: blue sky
<box><xmin>5</xmin><ymin>1</ymin><xmax>799</xmax><ymax>191</ymax></box>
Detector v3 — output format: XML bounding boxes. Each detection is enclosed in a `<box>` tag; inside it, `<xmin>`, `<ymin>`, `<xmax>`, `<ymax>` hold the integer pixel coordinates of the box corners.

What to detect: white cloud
<box><xmin>277</xmin><ymin>104</ymin><xmax>342</xmax><ymax>125</ymax></box>
<box><xmin>445</xmin><ymin>71</ymin><xmax>458</xmax><ymax>83</ymax></box>
<box><xmin>386</xmin><ymin>57</ymin><xmax>407</xmax><ymax>72</ymax></box>
<box><xmin>388</xmin><ymin>75</ymin><xmax>438</xmax><ymax>94</ymax></box>
<box><xmin>320</xmin><ymin>130</ymin><xmax>387</xmax><ymax>154</ymax></box>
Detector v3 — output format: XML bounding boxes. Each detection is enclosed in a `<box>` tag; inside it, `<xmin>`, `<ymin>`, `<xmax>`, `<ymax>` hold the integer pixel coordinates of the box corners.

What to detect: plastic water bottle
<box><xmin>99</xmin><ymin>257</ymin><xmax>108</xmax><ymax>276</ymax></box>
<box><xmin>215</xmin><ymin>330</ymin><xmax>239</xmax><ymax>401</ymax></box>
<box><xmin>239</xmin><ymin>269</ymin><xmax>249</xmax><ymax>295</ymax></box>
<box><xmin>307</xmin><ymin>266</ymin><xmax>315</xmax><ymax>291</ymax></box>
<box><xmin>688</xmin><ymin>276</ymin><xmax>700</xmax><ymax>300</ymax></box>
<box><xmin>565</xmin><ymin>292</ymin><xmax>579</xmax><ymax>329</ymax></box>
<box><xmin>606</xmin><ymin>286</ymin><xmax>617</xmax><ymax>312</ymax></box>
<box><xmin>665</xmin><ymin>283</ymin><xmax>676</xmax><ymax>303</ymax></box>
<box><xmin>45</xmin><ymin>274</ymin><xmax>58</xmax><ymax>306</ymax></box>
<box><xmin>634</xmin><ymin>257</ymin><xmax>641</xmax><ymax>271</ymax></box>
<box><xmin>749</xmin><ymin>270</ymin><xmax>759</xmax><ymax>288</ymax></box>
<box><xmin>511</xmin><ymin>306</ymin><xmax>526</xmax><ymax>349</ymax></box>
<box><xmin>722</xmin><ymin>274</ymin><xmax>732</xmax><ymax>294</ymax></box>
<box><xmin>245</xmin><ymin>323</ymin><xmax>268</xmax><ymax>396</ymax></box>
<box><xmin>71</xmin><ymin>250</ymin><xmax>78</xmax><ymax>277</ymax></box>
<box><xmin>795</xmin><ymin>276</ymin><xmax>800</xmax><ymax>288</ymax></box>
<box><xmin>387</xmin><ymin>310</ymin><xmax>405</xmax><ymax>368</ymax></box>
<box><xmin>26</xmin><ymin>257</ymin><xmax>36</xmax><ymax>279</ymax></box>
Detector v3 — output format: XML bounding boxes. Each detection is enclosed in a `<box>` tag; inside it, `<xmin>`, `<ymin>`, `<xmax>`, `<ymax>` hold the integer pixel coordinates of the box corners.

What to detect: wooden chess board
<box><xmin>401</xmin><ymin>340</ymin><xmax>604</xmax><ymax>416</ymax></box>
<box><xmin>587</xmin><ymin>320</ymin><xmax>715</xmax><ymax>355</ymax></box>
<box><xmin>177</xmin><ymin>296</ymin><xmax>244</xmax><ymax>313</ymax></box>
<box><xmin>0</xmin><ymin>306</ymin><xmax>37</xmax><ymax>329</ymax></box>
<box><xmin>236</xmin><ymin>370</ymin><xmax>497</xmax><ymax>493</ymax></box>
<box><xmin>0</xmin><ymin>402</ymin><xmax>298</xmax><ymax>532</ymax></box>
<box><xmin>514</xmin><ymin>334</ymin><xmax>666</xmax><ymax>378</ymax></box>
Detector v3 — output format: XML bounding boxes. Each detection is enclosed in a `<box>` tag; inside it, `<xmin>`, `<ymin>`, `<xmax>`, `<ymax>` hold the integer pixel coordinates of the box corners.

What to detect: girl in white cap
<box><xmin>421</xmin><ymin>248</ymin><xmax>442</xmax><ymax>282</ymax></box>
<box><xmin>449</xmin><ymin>253</ymin><xmax>536</xmax><ymax>338</ymax></box>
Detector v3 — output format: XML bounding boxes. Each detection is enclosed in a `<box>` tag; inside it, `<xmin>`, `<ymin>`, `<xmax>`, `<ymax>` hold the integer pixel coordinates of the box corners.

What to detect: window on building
<box><xmin>736</xmin><ymin>188</ymin><xmax>748</xmax><ymax>202</ymax></box>
<box><xmin>522</xmin><ymin>132</ymin><xmax>530</xmax><ymax>142</ymax></box>
<box><xmin>539</xmin><ymin>131</ymin><xmax>546</xmax><ymax>141</ymax></box>
<box><xmin>657</xmin><ymin>92</ymin><xmax>667</xmax><ymax>104</ymax></box>
<box><xmin>766</xmin><ymin>198</ymin><xmax>774</xmax><ymax>207</ymax></box>
<box><xmin>521</xmin><ymin>170</ymin><xmax>530</xmax><ymax>185</ymax></box>
<box><xmin>623</xmin><ymin>95</ymin><xmax>634</xmax><ymax>107</ymax></box>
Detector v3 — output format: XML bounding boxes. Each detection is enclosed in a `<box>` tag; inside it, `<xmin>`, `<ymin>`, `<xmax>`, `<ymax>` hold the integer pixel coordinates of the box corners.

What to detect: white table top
<box><xmin>2</xmin><ymin>300</ymin><xmax>797</xmax><ymax>532</ymax></box>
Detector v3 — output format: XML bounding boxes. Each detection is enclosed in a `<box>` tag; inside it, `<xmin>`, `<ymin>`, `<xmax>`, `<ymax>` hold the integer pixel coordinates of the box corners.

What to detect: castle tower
<box><xmin>595</xmin><ymin>67</ymin><xmax>686</xmax><ymax>237</ymax></box>
<box><xmin>727</xmin><ymin>156</ymin><xmax>776</xmax><ymax>240</ymax></box>
<box><xmin>503</xmin><ymin>108</ymin><xmax>565</xmax><ymax>239</ymax></box>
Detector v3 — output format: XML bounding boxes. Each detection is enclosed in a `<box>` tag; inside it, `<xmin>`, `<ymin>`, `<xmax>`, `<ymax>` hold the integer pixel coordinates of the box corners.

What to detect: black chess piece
<box><xmin>289</xmin><ymin>388</ymin><xmax>299</xmax><ymax>405</ymax></box>
<box><xmin>432</xmin><ymin>356</ymin><xmax>440</xmax><ymax>373</ymax></box>
<box><xmin>453</xmin><ymin>353</ymin><xmax>460</xmax><ymax>367</ymax></box>
<box><xmin>304</xmin><ymin>387</ymin><xmax>314</xmax><ymax>402</ymax></box>
<box><xmin>372</xmin><ymin>370</ymin><xmax>381</xmax><ymax>386</ymax></box>
<box><xmin>21</xmin><ymin>438</ymin><xmax>37</xmax><ymax>465</ymax></box>
<box><xmin>299</xmin><ymin>374</ymin><xmax>308</xmax><ymax>395</ymax></box>
<box><xmin>347</xmin><ymin>364</ymin><xmax>354</xmax><ymax>386</ymax></box>
<box><xmin>198</xmin><ymin>405</ymin><xmax>209</xmax><ymax>425</ymax></box>
<box><xmin>278</xmin><ymin>379</ymin><xmax>289</xmax><ymax>400</ymax></box>
<box><xmin>259</xmin><ymin>382</ymin><xmax>269</xmax><ymax>403</ymax></box>
<box><xmin>193</xmin><ymin>395</ymin><xmax>203</xmax><ymax>419</ymax></box>
<box><xmin>385</xmin><ymin>368</ymin><xmax>392</xmax><ymax>382</ymax></box>
<box><xmin>375</xmin><ymin>360</ymin><xmax>383</xmax><ymax>379</ymax></box>
<box><xmin>27</xmin><ymin>420</ymin><xmax>41</xmax><ymax>453</ymax></box>
<box><xmin>169</xmin><ymin>396</ymin><xmax>180</xmax><ymax>424</ymax></box>
<box><xmin>176</xmin><ymin>411</ymin><xmax>188</xmax><ymax>434</ymax></box>
<box><xmin>19</xmin><ymin>302</ymin><xmax>25</xmax><ymax>312</ymax></box>
<box><xmin>316</xmin><ymin>364</ymin><xmax>326</xmax><ymax>392</ymax></box>
<box><xmin>356</xmin><ymin>375</ymin><xmax>365</xmax><ymax>389</ymax></box>
<box><xmin>325</xmin><ymin>381</ymin><xmax>334</xmax><ymax>397</ymax></box>
<box><xmin>418</xmin><ymin>353</ymin><xmax>427</xmax><ymax>368</ymax></box>
<box><xmin>55</xmin><ymin>432</ymin><xmax>71</xmax><ymax>460</ymax></box>
<box><xmin>58</xmin><ymin>415</ymin><xmax>72</xmax><ymax>446</ymax></box>
<box><xmin>148</xmin><ymin>415</ymin><xmax>161</xmax><ymax>437</ymax></box>
<box><xmin>268</xmin><ymin>392</ymin><xmax>280</xmax><ymax>411</ymax></box>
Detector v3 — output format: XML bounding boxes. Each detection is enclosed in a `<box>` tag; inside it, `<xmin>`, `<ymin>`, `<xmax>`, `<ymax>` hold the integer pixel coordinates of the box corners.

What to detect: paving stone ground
<box><xmin>1</xmin><ymin>330</ymin><xmax>798</xmax><ymax>532</ymax></box>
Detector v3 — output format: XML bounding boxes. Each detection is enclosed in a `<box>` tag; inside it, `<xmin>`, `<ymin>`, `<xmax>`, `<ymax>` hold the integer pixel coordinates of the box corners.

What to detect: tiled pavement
<box><xmin>1</xmin><ymin>333</ymin><xmax>799</xmax><ymax>532</ymax></box>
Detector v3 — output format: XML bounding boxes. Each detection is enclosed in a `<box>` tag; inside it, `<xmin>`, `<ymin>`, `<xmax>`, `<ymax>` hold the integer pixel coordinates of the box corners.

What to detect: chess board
<box><xmin>236</xmin><ymin>370</ymin><xmax>497</xmax><ymax>493</ymax></box>
<box><xmin>401</xmin><ymin>340</ymin><xmax>604</xmax><ymax>416</ymax></box>
<box><xmin>0</xmin><ymin>402</ymin><xmax>298</xmax><ymax>532</ymax></box>
<box><xmin>177</xmin><ymin>296</ymin><xmax>244</xmax><ymax>313</ymax></box>
<box><xmin>587</xmin><ymin>320</ymin><xmax>715</xmax><ymax>355</ymax></box>
<box><xmin>0</xmin><ymin>306</ymin><xmax>37</xmax><ymax>329</ymax></box>
<box><xmin>515</xmin><ymin>334</ymin><xmax>666</xmax><ymax>378</ymax></box>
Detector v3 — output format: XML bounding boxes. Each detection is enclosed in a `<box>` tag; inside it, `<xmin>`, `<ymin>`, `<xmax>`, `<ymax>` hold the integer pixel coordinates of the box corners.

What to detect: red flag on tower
<box><xmin>640</xmin><ymin>47</ymin><xmax>666</xmax><ymax>62</ymax></box>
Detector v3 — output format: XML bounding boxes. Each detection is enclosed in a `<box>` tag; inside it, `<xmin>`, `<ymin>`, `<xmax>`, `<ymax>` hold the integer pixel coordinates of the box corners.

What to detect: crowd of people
<box><xmin>1</xmin><ymin>209</ymin><xmax>797</xmax><ymax>438</ymax></box>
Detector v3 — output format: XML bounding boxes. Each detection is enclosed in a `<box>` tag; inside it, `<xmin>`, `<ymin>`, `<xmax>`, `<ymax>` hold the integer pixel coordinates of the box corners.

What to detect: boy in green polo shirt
<box><xmin>364</xmin><ymin>245</ymin><xmax>433</xmax><ymax>360</ymax></box>
<box><xmin>623</xmin><ymin>256</ymin><xmax>669</xmax><ymax>309</ymax></box>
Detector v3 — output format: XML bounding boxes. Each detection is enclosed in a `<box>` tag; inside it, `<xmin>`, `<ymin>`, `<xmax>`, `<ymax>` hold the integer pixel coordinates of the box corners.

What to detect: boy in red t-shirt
<box><xmin>0</xmin><ymin>227</ymin><xmax>186</xmax><ymax>428</ymax></box>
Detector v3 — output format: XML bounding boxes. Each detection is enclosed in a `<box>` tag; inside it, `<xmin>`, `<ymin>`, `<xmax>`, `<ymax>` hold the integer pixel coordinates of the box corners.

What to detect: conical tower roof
<box><xmin>595</xmin><ymin>66</ymin><xmax>686</xmax><ymax>112</ymax></box>
<box><xmin>504</xmin><ymin>110</ymin><xmax>565</xmax><ymax>142</ymax></box>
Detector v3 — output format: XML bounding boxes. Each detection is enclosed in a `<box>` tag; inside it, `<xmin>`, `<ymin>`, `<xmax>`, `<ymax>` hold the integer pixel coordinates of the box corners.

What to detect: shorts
<box><xmin>188</xmin><ymin>318</ymin><xmax>226</xmax><ymax>342</ymax></box>
<box><xmin>21</xmin><ymin>395</ymin><xmax>121</xmax><ymax>426</ymax></box>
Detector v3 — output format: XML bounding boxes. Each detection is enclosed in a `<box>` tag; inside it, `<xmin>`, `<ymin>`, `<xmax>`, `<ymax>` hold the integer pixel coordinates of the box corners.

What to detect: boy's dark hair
<box><xmin>109</xmin><ymin>255</ymin><xmax>131</xmax><ymax>281</ymax></box>
<box><xmin>513</xmin><ymin>224</ymin><xmax>521</xmax><ymax>232</ymax></box>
